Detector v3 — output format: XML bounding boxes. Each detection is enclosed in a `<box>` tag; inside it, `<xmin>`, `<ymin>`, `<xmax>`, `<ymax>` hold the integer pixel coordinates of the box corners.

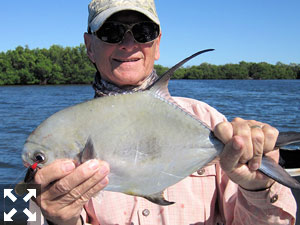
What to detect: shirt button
<box><xmin>142</xmin><ymin>209</ymin><xmax>150</xmax><ymax>216</ymax></box>
<box><xmin>197</xmin><ymin>168</ymin><xmax>205</xmax><ymax>175</ymax></box>
<box><xmin>270</xmin><ymin>194</ymin><xmax>278</xmax><ymax>203</ymax></box>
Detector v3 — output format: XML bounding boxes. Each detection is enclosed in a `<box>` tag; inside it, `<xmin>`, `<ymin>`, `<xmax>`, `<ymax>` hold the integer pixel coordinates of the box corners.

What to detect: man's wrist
<box><xmin>239</xmin><ymin>180</ymin><xmax>276</xmax><ymax>192</ymax></box>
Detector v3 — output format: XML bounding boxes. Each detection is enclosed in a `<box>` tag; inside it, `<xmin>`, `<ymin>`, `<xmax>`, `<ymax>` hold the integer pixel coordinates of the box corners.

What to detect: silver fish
<box><xmin>21</xmin><ymin>49</ymin><xmax>300</xmax><ymax>205</ymax></box>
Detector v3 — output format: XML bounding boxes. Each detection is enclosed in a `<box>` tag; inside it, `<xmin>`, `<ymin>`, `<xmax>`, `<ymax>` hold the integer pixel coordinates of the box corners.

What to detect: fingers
<box><xmin>45</xmin><ymin>159</ymin><xmax>109</xmax><ymax>201</ymax></box>
<box><xmin>214</xmin><ymin>121</ymin><xmax>233</xmax><ymax>144</ymax></box>
<box><xmin>215</xmin><ymin>117</ymin><xmax>280</xmax><ymax>190</ymax></box>
<box><xmin>247</xmin><ymin>122</ymin><xmax>279</xmax><ymax>170</ymax></box>
<box><xmin>214</xmin><ymin>118</ymin><xmax>279</xmax><ymax>171</ymax></box>
<box><xmin>248</xmin><ymin>123</ymin><xmax>264</xmax><ymax>170</ymax></box>
<box><xmin>262</xmin><ymin>124</ymin><xmax>279</xmax><ymax>152</ymax></box>
<box><xmin>219</xmin><ymin>135</ymin><xmax>244</xmax><ymax>173</ymax></box>
<box><xmin>34</xmin><ymin>159</ymin><xmax>110</xmax><ymax>224</ymax></box>
<box><xmin>34</xmin><ymin>159</ymin><xmax>76</xmax><ymax>189</ymax></box>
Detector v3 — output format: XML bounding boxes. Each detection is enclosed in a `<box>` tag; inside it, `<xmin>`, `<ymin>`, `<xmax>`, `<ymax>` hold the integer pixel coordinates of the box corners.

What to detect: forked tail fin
<box><xmin>258</xmin><ymin>131</ymin><xmax>300</xmax><ymax>188</ymax></box>
<box><xmin>259</xmin><ymin>156</ymin><xmax>300</xmax><ymax>189</ymax></box>
<box><xmin>275</xmin><ymin>131</ymin><xmax>300</xmax><ymax>147</ymax></box>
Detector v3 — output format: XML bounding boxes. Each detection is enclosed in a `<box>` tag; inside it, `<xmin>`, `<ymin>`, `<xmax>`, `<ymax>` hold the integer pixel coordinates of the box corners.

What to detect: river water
<box><xmin>0</xmin><ymin>80</ymin><xmax>299</xmax><ymax>223</ymax></box>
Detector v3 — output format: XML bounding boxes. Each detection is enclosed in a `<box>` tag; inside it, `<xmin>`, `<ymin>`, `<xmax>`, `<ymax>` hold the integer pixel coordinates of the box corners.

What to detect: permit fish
<box><xmin>21</xmin><ymin>49</ymin><xmax>300</xmax><ymax>205</ymax></box>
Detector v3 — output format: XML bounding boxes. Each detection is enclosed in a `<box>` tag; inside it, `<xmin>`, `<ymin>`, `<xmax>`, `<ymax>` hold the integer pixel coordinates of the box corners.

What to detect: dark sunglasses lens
<box><xmin>132</xmin><ymin>22</ymin><xmax>159</xmax><ymax>43</ymax></box>
<box><xmin>96</xmin><ymin>23</ymin><xmax>125</xmax><ymax>43</ymax></box>
<box><xmin>96</xmin><ymin>22</ymin><xmax>159</xmax><ymax>44</ymax></box>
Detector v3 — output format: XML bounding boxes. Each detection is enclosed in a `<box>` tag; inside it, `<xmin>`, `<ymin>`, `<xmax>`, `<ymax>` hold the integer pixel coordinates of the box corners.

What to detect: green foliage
<box><xmin>0</xmin><ymin>44</ymin><xmax>96</xmax><ymax>85</ymax></box>
<box><xmin>154</xmin><ymin>64</ymin><xmax>169</xmax><ymax>76</ymax></box>
<box><xmin>0</xmin><ymin>45</ymin><xmax>299</xmax><ymax>85</ymax></box>
<box><xmin>155</xmin><ymin>61</ymin><xmax>299</xmax><ymax>80</ymax></box>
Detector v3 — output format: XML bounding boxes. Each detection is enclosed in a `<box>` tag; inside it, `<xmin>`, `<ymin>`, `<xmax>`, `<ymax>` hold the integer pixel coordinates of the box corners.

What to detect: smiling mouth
<box><xmin>114</xmin><ymin>58</ymin><xmax>140</xmax><ymax>63</ymax></box>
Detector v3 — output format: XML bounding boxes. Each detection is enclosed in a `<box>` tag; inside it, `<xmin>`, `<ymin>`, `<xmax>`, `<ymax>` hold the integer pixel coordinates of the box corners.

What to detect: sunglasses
<box><xmin>93</xmin><ymin>21</ymin><xmax>160</xmax><ymax>44</ymax></box>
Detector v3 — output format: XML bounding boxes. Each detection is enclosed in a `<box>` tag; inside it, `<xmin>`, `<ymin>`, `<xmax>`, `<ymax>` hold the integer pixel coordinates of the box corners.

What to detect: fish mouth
<box><xmin>23</xmin><ymin>160</ymin><xmax>31</xmax><ymax>168</ymax></box>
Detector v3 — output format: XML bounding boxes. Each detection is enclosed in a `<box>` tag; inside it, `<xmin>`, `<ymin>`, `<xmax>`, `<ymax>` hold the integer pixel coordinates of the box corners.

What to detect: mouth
<box><xmin>113</xmin><ymin>58</ymin><xmax>140</xmax><ymax>63</ymax></box>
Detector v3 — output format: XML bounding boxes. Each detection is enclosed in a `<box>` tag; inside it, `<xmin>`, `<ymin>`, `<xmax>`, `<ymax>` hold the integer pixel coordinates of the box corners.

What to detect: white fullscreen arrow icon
<box><xmin>4</xmin><ymin>189</ymin><xmax>17</xmax><ymax>202</ymax></box>
<box><xmin>4</xmin><ymin>208</ymin><xmax>17</xmax><ymax>221</ymax></box>
<box><xmin>23</xmin><ymin>189</ymin><xmax>36</xmax><ymax>202</ymax></box>
<box><xmin>23</xmin><ymin>208</ymin><xmax>37</xmax><ymax>221</ymax></box>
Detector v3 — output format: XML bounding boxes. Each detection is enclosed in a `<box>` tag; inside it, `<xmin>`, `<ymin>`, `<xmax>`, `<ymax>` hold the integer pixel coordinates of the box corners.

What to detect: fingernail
<box><xmin>100</xmin><ymin>176</ymin><xmax>109</xmax><ymax>185</ymax></box>
<box><xmin>99</xmin><ymin>164</ymin><xmax>109</xmax><ymax>175</ymax></box>
<box><xmin>62</xmin><ymin>161</ymin><xmax>75</xmax><ymax>172</ymax></box>
<box><xmin>88</xmin><ymin>159</ymin><xmax>100</xmax><ymax>170</ymax></box>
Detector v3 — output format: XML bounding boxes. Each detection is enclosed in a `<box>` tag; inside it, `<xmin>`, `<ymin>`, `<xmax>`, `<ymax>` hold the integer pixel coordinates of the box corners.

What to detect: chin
<box><xmin>115</xmin><ymin>73</ymin><xmax>146</xmax><ymax>86</ymax></box>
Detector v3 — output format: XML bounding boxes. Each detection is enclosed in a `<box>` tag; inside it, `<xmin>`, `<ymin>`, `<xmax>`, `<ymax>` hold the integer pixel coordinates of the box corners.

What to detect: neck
<box><xmin>93</xmin><ymin>70</ymin><xmax>158</xmax><ymax>98</ymax></box>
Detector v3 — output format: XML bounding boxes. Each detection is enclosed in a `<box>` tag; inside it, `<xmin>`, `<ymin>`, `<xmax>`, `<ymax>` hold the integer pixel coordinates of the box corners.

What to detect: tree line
<box><xmin>0</xmin><ymin>45</ymin><xmax>299</xmax><ymax>85</ymax></box>
<box><xmin>155</xmin><ymin>62</ymin><xmax>300</xmax><ymax>80</ymax></box>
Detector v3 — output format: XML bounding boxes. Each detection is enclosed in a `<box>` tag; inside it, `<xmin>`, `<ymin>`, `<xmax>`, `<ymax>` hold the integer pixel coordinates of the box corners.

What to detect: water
<box><xmin>169</xmin><ymin>80</ymin><xmax>300</xmax><ymax>131</ymax></box>
<box><xmin>0</xmin><ymin>80</ymin><xmax>299</xmax><ymax>223</ymax></box>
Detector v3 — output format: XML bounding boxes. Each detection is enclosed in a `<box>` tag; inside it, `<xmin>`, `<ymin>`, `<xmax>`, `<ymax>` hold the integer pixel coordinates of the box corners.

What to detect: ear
<box><xmin>84</xmin><ymin>33</ymin><xmax>96</xmax><ymax>63</ymax></box>
<box><xmin>154</xmin><ymin>32</ymin><xmax>162</xmax><ymax>61</ymax></box>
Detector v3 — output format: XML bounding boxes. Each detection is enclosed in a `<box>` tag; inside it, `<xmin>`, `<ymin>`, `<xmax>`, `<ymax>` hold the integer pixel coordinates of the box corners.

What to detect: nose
<box><xmin>119</xmin><ymin>31</ymin><xmax>137</xmax><ymax>51</ymax></box>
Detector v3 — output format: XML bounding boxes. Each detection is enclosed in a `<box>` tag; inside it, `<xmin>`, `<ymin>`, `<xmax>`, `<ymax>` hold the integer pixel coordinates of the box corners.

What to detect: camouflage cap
<box><xmin>88</xmin><ymin>0</ymin><xmax>160</xmax><ymax>33</ymax></box>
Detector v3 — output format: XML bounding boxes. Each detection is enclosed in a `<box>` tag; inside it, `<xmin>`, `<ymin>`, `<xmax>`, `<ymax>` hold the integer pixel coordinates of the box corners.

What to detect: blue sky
<box><xmin>0</xmin><ymin>0</ymin><xmax>299</xmax><ymax>66</ymax></box>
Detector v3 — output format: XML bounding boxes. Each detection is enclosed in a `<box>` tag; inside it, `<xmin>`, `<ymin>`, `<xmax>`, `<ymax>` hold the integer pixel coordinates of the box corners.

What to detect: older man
<box><xmin>30</xmin><ymin>0</ymin><xmax>296</xmax><ymax>224</ymax></box>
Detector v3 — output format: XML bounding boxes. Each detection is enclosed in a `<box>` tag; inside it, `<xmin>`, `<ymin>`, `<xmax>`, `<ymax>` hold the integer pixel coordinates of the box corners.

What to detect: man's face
<box><xmin>85</xmin><ymin>11</ymin><xmax>161</xmax><ymax>87</ymax></box>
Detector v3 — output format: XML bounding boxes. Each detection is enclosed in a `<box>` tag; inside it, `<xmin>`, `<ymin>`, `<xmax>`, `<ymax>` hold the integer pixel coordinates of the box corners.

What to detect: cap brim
<box><xmin>89</xmin><ymin>6</ymin><xmax>160</xmax><ymax>32</ymax></box>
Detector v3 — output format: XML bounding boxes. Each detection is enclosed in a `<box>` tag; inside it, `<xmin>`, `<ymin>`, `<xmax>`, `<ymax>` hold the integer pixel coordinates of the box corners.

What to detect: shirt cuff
<box><xmin>238</xmin><ymin>182</ymin><xmax>296</xmax><ymax>213</ymax></box>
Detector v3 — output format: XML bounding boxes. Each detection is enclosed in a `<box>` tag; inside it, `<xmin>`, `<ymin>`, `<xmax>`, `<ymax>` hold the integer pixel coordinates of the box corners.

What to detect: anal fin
<box><xmin>143</xmin><ymin>191</ymin><xmax>175</xmax><ymax>206</ymax></box>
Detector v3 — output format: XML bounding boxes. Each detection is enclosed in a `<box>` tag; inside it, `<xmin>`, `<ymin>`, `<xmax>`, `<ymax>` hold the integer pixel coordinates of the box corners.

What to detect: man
<box><xmin>30</xmin><ymin>0</ymin><xmax>297</xmax><ymax>224</ymax></box>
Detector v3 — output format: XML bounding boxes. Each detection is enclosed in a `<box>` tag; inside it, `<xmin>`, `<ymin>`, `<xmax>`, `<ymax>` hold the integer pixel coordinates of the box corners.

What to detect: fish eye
<box><xmin>33</xmin><ymin>152</ymin><xmax>46</xmax><ymax>163</ymax></box>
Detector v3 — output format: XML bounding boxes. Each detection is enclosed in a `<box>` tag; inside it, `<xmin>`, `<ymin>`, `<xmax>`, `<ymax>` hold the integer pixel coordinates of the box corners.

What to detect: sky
<box><xmin>0</xmin><ymin>0</ymin><xmax>299</xmax><ymax>66</ymax></box>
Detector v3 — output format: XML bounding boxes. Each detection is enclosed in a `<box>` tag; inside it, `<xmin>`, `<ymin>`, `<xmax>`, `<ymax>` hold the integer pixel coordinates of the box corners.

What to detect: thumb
<box><xmin>220</xmin><ymin>136</ymin><xmax>244</xmax><ymax>173</ymax></box>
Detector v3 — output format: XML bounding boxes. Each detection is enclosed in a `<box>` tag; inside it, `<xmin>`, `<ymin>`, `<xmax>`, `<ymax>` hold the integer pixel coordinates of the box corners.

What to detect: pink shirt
<box><xmin>32</xmin><ymin>97</ymin><xmax>297</xmax><ymax>225</ymax></box>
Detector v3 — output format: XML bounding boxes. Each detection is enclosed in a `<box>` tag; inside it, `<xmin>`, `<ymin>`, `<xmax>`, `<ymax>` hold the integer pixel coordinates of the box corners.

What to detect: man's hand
<box><xmin>214</xmin><ymin>117</ymin><xmax>279</xmax><ymax>191</ymax></box>
<box><xmin>33</xmin><ymin>159</ymin><xmax>110</xmax><ymax>225</ymax></box>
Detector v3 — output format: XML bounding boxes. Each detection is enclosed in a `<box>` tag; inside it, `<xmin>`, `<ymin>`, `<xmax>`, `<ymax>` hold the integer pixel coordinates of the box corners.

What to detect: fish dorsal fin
<box><xmin>148</xmin><ymin>49</ymin><xmax>214</xmax><ymax>98</ymax></box>
<box><xmin>79</xmin><ymin>137</ymin><xmax>96</xmax><ymax>163</ymax></box>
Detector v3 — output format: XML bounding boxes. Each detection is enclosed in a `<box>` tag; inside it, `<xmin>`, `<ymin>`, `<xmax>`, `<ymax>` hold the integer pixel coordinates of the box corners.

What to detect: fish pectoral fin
<box><xmin>143</xmin><ymin>191</ymin><xmax>175</xmax><ymax>206</ymax></box>
<box><xmin>79</xmin><ymin>137</ymin><xmax>96</xmax><ymax>163</ymax></box>
<box><xmin>259</xmin><ymin>156</ymin><xmax>300</xmax><ymax>189</ymax></box>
